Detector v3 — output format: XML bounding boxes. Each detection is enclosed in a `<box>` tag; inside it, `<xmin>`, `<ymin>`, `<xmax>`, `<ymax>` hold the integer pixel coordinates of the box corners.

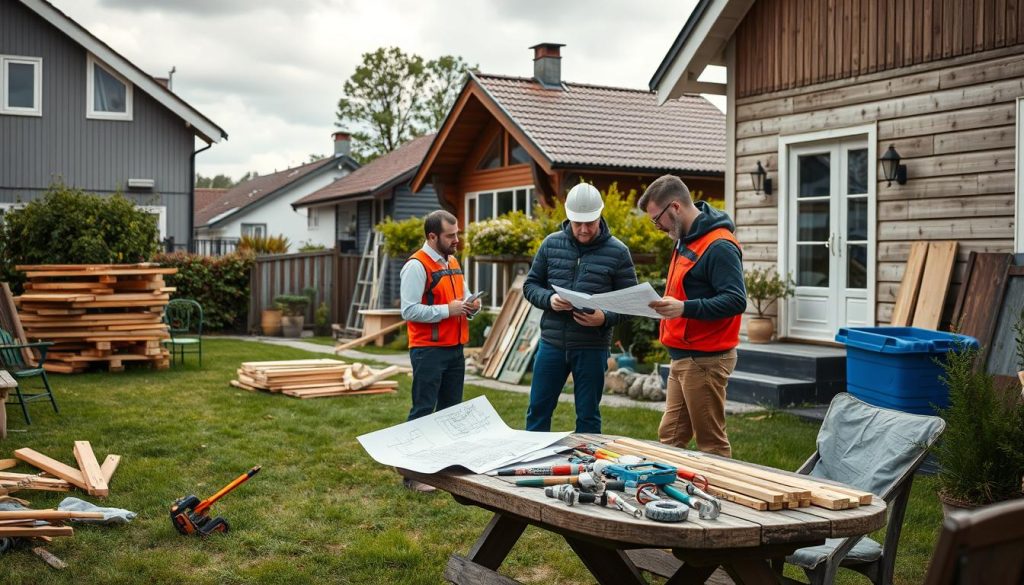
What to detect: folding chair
<box><xmin>923</xmin><ymin>498</ymin><xmax>1024</xmax><ymax>585</ymax></box>
<box><xmin>776</xmin><ymin>393</ymin><xmax>946</xmax><ymax>585</ymax></box>
<box><xmin>0</xmin><ymin>327</ymin><xmax>57</xmax><ymax>425</ymax></box>
<box><xmin>162</xmin><ymin>299</ymin><xmax>204</xmax><ymax>366</ymax></box>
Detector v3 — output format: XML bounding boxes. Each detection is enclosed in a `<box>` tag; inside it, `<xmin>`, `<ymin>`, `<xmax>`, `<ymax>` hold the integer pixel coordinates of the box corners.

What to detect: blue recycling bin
<box><xmin>834</xmin><ymin>327</ymin><xmax>979</xmax><ymax>415</ymax></box>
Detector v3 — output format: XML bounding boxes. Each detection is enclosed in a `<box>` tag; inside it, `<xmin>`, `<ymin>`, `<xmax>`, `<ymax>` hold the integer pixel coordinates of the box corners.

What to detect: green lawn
<box><xmin>0</xmin><ymin>339</ymin><xmax>943</xmax><ymax>584</ymax></box>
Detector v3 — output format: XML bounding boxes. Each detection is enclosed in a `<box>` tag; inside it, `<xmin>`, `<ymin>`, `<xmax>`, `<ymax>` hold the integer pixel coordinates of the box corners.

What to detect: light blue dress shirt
<box><xmin>400</xmin><ymin>242</ymin><xmax>472</xmax><ymax>323</ymax></box>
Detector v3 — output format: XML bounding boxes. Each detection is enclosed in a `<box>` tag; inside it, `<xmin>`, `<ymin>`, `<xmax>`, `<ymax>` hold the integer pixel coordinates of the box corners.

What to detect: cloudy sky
<box><xmin>58</xmin><ymin>0</ymin><xmax>723</xmax><ymax>180</ymax></box>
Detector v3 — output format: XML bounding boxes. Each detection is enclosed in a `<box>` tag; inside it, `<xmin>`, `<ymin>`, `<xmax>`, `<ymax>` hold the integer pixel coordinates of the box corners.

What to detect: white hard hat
<box><xmin>565</xmin><ymin>183</ymin><xmax>604</xmax><ymax>222</ymax></box>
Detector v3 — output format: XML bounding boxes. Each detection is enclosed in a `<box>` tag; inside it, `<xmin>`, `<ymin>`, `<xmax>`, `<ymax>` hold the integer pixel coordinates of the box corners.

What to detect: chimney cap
<box><xmin>530</xmin><ymin>43</ymin><xmax>565</xmax><ymax>60</ymax></box>
<box><xmin>333</xmin><ymin>131</ymin><xmax>351</xmax><ymax>140</ymax></box>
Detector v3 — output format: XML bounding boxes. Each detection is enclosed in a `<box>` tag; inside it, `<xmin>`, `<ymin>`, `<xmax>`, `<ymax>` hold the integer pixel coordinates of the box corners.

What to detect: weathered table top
<box><xmin>0</xmin><ymin>369</ymin><xmax>14</xmax><ymax>389</ymax></box>
<box><xmin>403</xmin><ymin>435</ymin><xmax>887</xmax><ymax>551</ymax></box>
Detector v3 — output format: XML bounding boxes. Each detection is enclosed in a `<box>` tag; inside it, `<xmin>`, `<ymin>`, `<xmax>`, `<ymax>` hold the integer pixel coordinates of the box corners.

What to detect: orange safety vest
<box><xmin>660</xmin><ymin>228</ymin><xmax>742</xmax><ymax>353</ymax></box>
<box><xmin>406</xmin><ymin>249</ymin><xmax>470</xmax><ymax>348</ymax></box>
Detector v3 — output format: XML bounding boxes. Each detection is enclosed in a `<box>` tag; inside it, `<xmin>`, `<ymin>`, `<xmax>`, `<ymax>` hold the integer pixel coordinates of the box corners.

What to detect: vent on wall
<box><xmin>127</xmin><ymin>178</ymin><xmax>155</xmax><ymax>190</ymax></box>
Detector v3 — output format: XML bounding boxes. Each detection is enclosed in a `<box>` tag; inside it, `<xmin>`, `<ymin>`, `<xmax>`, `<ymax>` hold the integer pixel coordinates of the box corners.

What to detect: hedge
<box><xmin>153</xmin><ymin>252</ymin><xmax>254</xmax><ymax>332</ymax></box>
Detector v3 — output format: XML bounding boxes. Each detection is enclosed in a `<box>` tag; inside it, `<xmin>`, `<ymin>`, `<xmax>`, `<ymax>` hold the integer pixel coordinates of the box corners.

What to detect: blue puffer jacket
<box><xmin>523</xmin><ymin>219</ymin><xmax>638</xmax><ymax>349</ymax></box>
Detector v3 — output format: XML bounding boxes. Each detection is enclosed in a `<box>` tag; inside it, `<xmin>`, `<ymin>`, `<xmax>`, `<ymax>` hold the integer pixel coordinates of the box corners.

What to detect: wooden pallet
<box><xmin>13</xmin><ymin>264</ymin><xmax>176</xmax><ymax>373</ymax></box>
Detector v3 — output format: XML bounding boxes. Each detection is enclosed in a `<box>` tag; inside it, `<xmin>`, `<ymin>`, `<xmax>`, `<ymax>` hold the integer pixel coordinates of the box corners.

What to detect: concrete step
<box><xmin>736</xmin><ymin>341</ymin><xmax>846</xmax><ymax>381</ymax></box>
<box><xmin>727</xmin><ymin>370</ymin><xmax>819</xmax><ymax>408</ymax></box>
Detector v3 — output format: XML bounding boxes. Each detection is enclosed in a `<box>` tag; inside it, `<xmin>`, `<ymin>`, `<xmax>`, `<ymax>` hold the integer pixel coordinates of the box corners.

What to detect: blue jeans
<box><xmin>408</xmin><ymin>346</ymin><xmax>465</xmax><ymax>421</ymax></box>
<box><xmin>525</xmin><ymin>340</ymin><xmax>609</xmax><ymax>433</ymax></box>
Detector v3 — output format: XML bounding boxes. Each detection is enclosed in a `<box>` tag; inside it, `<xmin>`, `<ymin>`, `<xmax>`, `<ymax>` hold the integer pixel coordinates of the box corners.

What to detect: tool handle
<box><xmin>194</xmin><ymin>465</ymin><xmax>261</xmax><ymax>515</ymax></box>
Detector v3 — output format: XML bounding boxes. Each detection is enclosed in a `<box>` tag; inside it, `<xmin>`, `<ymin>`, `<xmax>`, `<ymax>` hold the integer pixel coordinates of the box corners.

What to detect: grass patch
<box><xmin>0</xmin><ymin>339</ymin><xmax>942</xmax><ymax>584</ymax></box>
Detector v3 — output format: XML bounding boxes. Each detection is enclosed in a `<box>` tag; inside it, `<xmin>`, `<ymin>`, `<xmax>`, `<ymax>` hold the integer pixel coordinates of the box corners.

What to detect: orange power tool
<box><xmin>171</xmin><ymin>465</ymin><xmax>261</xmax><ymax>536</ymax></box>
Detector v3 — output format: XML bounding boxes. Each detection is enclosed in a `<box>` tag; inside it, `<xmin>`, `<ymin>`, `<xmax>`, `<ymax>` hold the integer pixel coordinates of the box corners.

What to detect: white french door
<box><xmin>785</xmin><ymin>137</ymin><xmax>873</xmax><ymax>341</ymax></box>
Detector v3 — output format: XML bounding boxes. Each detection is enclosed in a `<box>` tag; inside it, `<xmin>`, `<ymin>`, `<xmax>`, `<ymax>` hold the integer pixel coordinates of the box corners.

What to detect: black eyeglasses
<box><xmin>650</xmin><ymin>203</ymin><xmax>672</xmax><ymax>226</ymax></box>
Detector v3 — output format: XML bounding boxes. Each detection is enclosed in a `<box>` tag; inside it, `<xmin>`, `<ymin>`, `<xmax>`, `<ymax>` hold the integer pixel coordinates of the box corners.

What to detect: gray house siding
<box><xmin>0</xmin><ymin>0</ymin><xmax>199</xmax><ymax>246</ymax></box>
<box><xmin>381</xmin><ymin>184</ymin><xmax>440</xmax><ymax>308</ymax></box>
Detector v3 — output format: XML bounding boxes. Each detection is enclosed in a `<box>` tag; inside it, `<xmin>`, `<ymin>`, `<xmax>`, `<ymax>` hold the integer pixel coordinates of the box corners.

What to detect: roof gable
<box><xmin>20</xmin><ymin>0</ymin><xmax>227</xmax><ymax>142</ymax></box>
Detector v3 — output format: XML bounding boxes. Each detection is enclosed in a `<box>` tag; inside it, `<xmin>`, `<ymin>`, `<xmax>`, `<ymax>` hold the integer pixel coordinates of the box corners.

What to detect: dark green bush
<box><xmin>0</xmin><ymin>184</ymin><xmax>159</xmax><ymax>290</ymax></box>
<box><xmin>153</xmin><ymin>252</ymin><xmax>254</xmax><ymax>332</ymax></box>
<box><xmin>468</xmin><ymin>310</ymin><xmax>496</xmax><ymax>348</ymax></box>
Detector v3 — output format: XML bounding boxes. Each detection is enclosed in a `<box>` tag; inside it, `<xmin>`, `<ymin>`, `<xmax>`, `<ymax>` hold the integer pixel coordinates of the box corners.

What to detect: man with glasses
<box><xmin>522</xmin><ymin>183</ymin><xmax>638</xmax><ymax>433</ymax></box>
<box><xmin>639</xmin><ymin>175</ymin><xmax>746</xmax><ymax>457</ymax></box>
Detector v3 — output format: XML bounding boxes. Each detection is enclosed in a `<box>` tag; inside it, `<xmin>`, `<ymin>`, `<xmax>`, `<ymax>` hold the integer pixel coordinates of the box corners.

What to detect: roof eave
<box><xmin>294</xmin><ymin>168</ymin><xmax>416</xmax><ymax>210</ymax></box>
<box><xmin>550</xmin><ymin>161</ymin><xmax>725</xmax><ymax>177</ymax></box>
<box><xmin>207</xmin><ymin>159</ymin><xmax>341</xmax><ymax>227</ymax></box>
<box><xmin>22</xmin><ymin>0</ymin><xmax>228</xmax><ymax>142</ymax></box>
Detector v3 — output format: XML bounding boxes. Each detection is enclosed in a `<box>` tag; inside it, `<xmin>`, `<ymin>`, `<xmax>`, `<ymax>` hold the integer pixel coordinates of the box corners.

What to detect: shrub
<box><xmin>0</xmin><ymin>184</ymin><xmax>159</xmax><ymax>290</ymax></box>
<box><xmin>275</xmin><ymin>294</ymin><xmax>310</xmax><ymax>317</ymax></box>
<box><xmin>238</xmin><ymin>234</ymin><xmax>290</xmax><ymax>255</ymax></box>
<box><xmin>298</xmin><ymin>240</ymin><xmax>326</xmax><ymax>252</ymax></box>
<box><xmin>468</xmin><ymin>310</ymin><xmax>496</xmax><ymax>348</ymax></box>
<box><xmin>314</xmin><ymin>302</ymin><xmax>331</xmax><ymax>336</ymax></box>
<box><xmin>153</xmin><ymin>251</ymin><xmax>254</xmax><ymax>332</ymax></box>
<box><xmin>465</xmin><ymin>211</ymin><xmax>536</xmax><ymax>258</ymax></box>
<box><xmin>376</xmin><ymin>216</ymin><xmax>425</xmax><ymax>257</ymax></box>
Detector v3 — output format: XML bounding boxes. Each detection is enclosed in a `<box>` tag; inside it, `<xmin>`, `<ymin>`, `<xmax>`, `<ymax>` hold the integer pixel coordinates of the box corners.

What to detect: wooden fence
<box><xmin>247</xmin><ymin>250</ymin><xmax>362</xmax><ymax>333</ymax></box>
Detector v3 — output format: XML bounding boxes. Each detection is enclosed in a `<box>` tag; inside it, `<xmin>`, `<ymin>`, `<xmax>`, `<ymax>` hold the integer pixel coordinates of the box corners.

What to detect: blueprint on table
<box><xmin>357</xmin><ymin>395</ymin><xmax>570</xmax><ymax>474</ymax></box>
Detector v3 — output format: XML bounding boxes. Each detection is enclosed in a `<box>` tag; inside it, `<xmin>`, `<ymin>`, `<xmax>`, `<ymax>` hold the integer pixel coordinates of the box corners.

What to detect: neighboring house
<box><xmin>0</xmin><ymin>0</ymin><xmax>227</xmax><ymax>250</ymax></box>
<box><xmin>193</xmin><ymin>187</ymin><xmax>227</xmax><ymax>220</ymax></box>
<box><xmin>293</xmin><ymin>133</ymin><xmax>441</xmax><ymax>308</ymax></box>
<box><xmin>410</xmin><ymin>43</ymin><xmax>726</xmax><ymax>306</ymax></box>
<box><xmin>651</xmin><ymin>0</ymin><xmax>1024</xmax><ymax>343</ymax></box>
<box><xmin>193</xmin><ymin>132</ymin><xmax>360</xmax><ymax>255</ymax></box>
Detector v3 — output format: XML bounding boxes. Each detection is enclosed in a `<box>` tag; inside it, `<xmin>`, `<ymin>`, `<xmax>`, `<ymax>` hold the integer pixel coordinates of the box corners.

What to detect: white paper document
<box><xmin>553</xmin><ymin>282</ymin><xmax>664</xmax><ymax>319</ymax></box>
<box><xmin>357</xmin><ymin>396</ymin><xmax>570</xmax><ymax>474</ymax></box>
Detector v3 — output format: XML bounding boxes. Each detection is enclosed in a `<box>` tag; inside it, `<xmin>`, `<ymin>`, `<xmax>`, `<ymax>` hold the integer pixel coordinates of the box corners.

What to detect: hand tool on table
<box><xmin>491</xmin><ymin>463</ymin><xmax>589</xmax><ymax>476</ymax></box>
<box><xmin>605</xmin><ymin>491</ymin><xmax>642</xmax><ymax>519</ymax></box>
<box><xmin>170</xmin><ymin>465</ymin><xmax>261</xmax><ymax>536</ymax></box>
<box><xmin>544</xmin><ymin>484</ymin><xmax>603</xmax><ymax>506</ymax></box>
<box><xmin>514</xmin><ymin>476</ymin><xmax>580</xmax><ymax>488</ymax></box>
<box><xmin>603</xmin><ymin>462</ymin><xmax>677</xmax><ymax>491</ymax></box>
<box><xmin>662</xmin><ymin>483</ymin><xmax>721</xmax><ymax>520</ymax></box>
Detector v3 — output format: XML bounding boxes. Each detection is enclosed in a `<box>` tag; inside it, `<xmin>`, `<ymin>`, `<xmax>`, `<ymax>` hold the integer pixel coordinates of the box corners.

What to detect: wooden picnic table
<box><xmin>0</xmin><ymin>369</ymin><xmax>15</xmax><ymax>439</ymax></box>
<box><xmin>402</xmin><ymin>434</ymin><xmax>887</xmax><ymax>585</ymax></box>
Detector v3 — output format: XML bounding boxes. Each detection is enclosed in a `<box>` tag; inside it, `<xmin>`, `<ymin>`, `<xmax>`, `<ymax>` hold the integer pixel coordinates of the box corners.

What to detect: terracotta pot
<box><xmin>261</xmin><ymin>309</ymin><xmax>283</xmax><ymax>337</ymax></box>
<box><xmin>937</xmin><ymin>490</ymin><xmax>981</xmax><ymax>519</ymax></box>
<box><xmin>281</xmin><ymin>315</ymin><xmax>304</xmax><ymax>338</ymax></box>
<box><xmin>747</xmin><ymin>317</ymin><xmax>774</xmax><ymax>344</ymax></box>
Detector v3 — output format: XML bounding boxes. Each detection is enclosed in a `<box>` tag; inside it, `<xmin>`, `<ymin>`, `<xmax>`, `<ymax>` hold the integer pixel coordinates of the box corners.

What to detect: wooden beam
<box><xmin>100</xmin><ymin>455</ymin><xmax>121</xmax><ymax>485</ymax></box>
<box><xmin>14</xmin><ymin>448</ymin><xmax>89</xmax><ymax>491</ymax></box>
<box><xmin>334</xmin><ymin>320</ymin><xmax>405</xmax><ymax>352</ymax></box>
<box><xmin>0</xmin><ymin>526</ymin><xmax>74</xmax><ymax>537</ymax></box>
<box><xmin>73</xmin><ymin>441</ymin><xmax>109</xmax><ymax>497</ymax></box>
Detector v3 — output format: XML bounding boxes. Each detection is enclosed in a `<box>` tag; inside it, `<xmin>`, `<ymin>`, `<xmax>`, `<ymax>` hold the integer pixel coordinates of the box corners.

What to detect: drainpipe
<box><xmin>189</xmin><ymin>140</ymin><xmax>213</xmax><ymax>253</ymax></box>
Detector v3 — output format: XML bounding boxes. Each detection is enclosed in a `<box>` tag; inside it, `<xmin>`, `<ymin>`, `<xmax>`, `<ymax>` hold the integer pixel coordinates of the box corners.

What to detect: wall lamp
<box><xmin>880</xmin><ymin>145</ymin><xmax>907</xmax><ymax>186</ymax></box>
<box><xmin>750</xmin><ymin>160</ymin><xmax>772</xmax><ymax>196</ymax></box>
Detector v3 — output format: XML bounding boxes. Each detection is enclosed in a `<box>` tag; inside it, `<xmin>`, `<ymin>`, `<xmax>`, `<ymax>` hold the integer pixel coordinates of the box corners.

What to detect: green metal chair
<box><xmin>163</xmin><ymin>299</ymin><xmax>204</xmax><ymax>366</ymax></box>
<box><xmin>0</xmin><ymin>327</ymin><xmax>58</xmax><ymax>425</ymax></box>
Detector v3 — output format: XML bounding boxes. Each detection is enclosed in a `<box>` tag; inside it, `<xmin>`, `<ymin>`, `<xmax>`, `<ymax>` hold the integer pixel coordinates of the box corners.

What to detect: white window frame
<box><xmin>0</xmin><ymin>202</ymin><xmax>28</xmax><ymax>223</ymax></box>
<box><xmin>241</xmin><ymin>223</ymin><xmax>266</xmax><ymax>238</ymax></box>
<box><xmin>307</xmin><ymin>207</ymin><xmax>319</xmax><ymax>230</ymax></box>
<box><xmin>464</xmin><ymin>185</ymin><xmax>536</xmax><ymax>308</ymax></box>
<box><xmin>1</xmin><ymin>55</ymin><xmax>42</xmax><ymax>116</ymax></box>
<box><xmin>1015</xmin><ymin>98</ymin><xmax>1024</xmax><ymax>252</ymax></box>
<box><xmin>86</xmin><ymin>54</ymin><xmax>133</xmax><ymax>121</ymax></box>
<box><xmin>137</xmin><ymin>205</ymin><xmax>167</xmax><ymax>241</ymax></box>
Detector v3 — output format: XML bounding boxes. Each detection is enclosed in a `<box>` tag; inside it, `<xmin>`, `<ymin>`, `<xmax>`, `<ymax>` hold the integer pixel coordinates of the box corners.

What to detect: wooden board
<box><xmin>986</xmin><ymin>265</ymin><xmax>1024</xmax><ymax>380</ymax></box>
<box><xmin>912</xmin><ymin>241</ymin><xmax>958</xmax><ymax>329</ymax></box>
<box><xmin>13</xmin><ymin>448</ymin><xmax>89</xmax><ymax>491</ymax></box>
<box><xmin>100</xmin><ymin>454</ymin><xmax>121</xmax><ymax>484</ymax></box>
<box><xmin>478</xmin><ymin>275</ymin><xmax>526</xmax><ymax>364</ymax></box>
<box><xmin>73</xmin><ymin>441</ymin><xmax>109</xmax><ymax>497</ymax></box>
<box><xmin>890</xmin><ymin>241</ymin><xmax>928</xmax><ymax>326</ymax></box>
<box><xmin>497</xmin><ymin>305</ymin><xmax>543</xmax><ymax>384</ymax></box>
<box><xmin>0</xmin><ymin>526</ymin><xmax>74</xmax><ymax>537</ymax></box>
<box><xmin>951</xmin><ymin>252</ymin><xmax>1012</xmax><ymax>350</ymax></box>
<box><xmin>485</xmin><ymin>297</ymin><xmax>531</xmax><ymax>378</ymax></box>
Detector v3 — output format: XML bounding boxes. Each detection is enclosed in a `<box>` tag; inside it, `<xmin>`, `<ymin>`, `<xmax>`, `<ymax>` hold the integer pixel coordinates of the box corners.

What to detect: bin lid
<box><xmin>835</xmin><ymin>326</ymin><xmax>980</xmax><ymax>354</ymax></box>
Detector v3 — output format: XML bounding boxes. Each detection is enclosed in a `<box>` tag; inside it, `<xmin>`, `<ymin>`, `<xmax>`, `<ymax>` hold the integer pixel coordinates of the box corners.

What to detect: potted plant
<box><xmin>742</xmin><ymin>267</ymin><xmax>795</xmax><ymax>343</ymax></box>
<box><xmin>314</xmin><ymin>301</ymin><xmax>331</xmax><ymax>337</ymax></box>
<box><xmin>935</xmin><ymin>335</ymin><xmax>1024</xmax><ymax>515</ymax></box>
<box><xmin>274</xmin><ymin>294</ymin><xmax>310</xmax><ymax>337</ymax></box>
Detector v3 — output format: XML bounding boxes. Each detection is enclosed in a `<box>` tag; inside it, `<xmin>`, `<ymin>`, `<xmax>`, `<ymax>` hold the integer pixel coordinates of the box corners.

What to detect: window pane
<box><xmin>847</xmin><ymin>244</ymin><xmax>867</xmax><ymax>289</ymax></box>
<box><xmin>468</xmin><ymin>198</ymin><xmax>477</xmax><ymax>223</ymax></box>
<box><xmin>797</xmin><ymin>200</ymin><xmax>830</xmax><ymax>241</ymax></box>
<box><xmin>94</xmin><ymin>64</ymin><xmax>127</xmax><ymax>113</ymax></box>
<box><xmin>798</xmin><ymin>154</ymin><xmax>830</xmax><ymax>198</ymax></box>
<box><xmin>847</xmin><ymin>148</ymin><xmax>868</xmax><ymax>194</ymax></box>
<box><xmin>847</xmin><ymin>197</ymin><xmax>867</xmax><ymax>241</ymax></box>
<box><xmin>497</xmin><ymin>190</ymin><xmax>513</xmax><ymax>215</ymax></box>
<box><xmin>797</xmin><ymin>244</ymin><xmax>829</xmax><ymax>287</ymax></box>
<box><xmin>515</xmin><ymin>189</ymin><xmax>527</xmax><ymax>213</ymax></box>
<box><xmin>508</xmin><ymin>137</ymin><xmax>530</xmax><ymax>165</ymax></box>
<box><xmin>477</xmin><ymin>262</ymin><xmax>493</xmax><ymax>303</ymax></box>
<box><xmin>479</xmin><ymin>193</ymin><xmax>493</xmax><ymax>219</ymax></box>
<box><xmin>476</xmin><ymin>135</ymin><xmax>502</xmax><ymax>170</ymax></box>
<box><xmin>8</xmin><ymin>62</ymin><xmax>35</xmax><ymax>108</ymax></box>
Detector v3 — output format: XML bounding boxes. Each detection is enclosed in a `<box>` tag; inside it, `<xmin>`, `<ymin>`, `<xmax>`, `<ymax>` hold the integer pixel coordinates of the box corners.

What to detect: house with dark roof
<box><xmin>293</xmin><ymin>134</ymin><xmax>440</xmax><ymax>308</ymax></box>
<box><xmin>0</xmin><ymin>0</ymin><xmax>227</xmax><ymax>250</ymax></box>
<box><xmin>193</xmin><ymin>132</ymin><xmax>360</xmax><ymax>255</ymax></box>
<box><xmin>651</xmin><ymin>0</ymin><xmax>1024</xmax><ymax>345</ymax></box>
<box><xmin>411</xmin><ymin>43</ymin><xmax>725</xmax><ymax>305</ymax></box>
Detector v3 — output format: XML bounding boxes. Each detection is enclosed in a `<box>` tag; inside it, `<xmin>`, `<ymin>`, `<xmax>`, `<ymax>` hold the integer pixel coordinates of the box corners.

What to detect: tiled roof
<box><xmin>474</xmin><ymin>73</ymin><xmax>725</xmax><ymax>174</ymax></box>
<box><xmin>194</xmin><ymin>158</ymin><xmax>338</xmax><ymax>226</ymax></box>
<box><xmin>193</xmin><ymin>188</ymin><xmax>226</xmax><ymax>220</ymax></box>
<box><xmin>294</xmin><ymin>134</ymin><xmax>435</xmax><ymax>207</ymax></box>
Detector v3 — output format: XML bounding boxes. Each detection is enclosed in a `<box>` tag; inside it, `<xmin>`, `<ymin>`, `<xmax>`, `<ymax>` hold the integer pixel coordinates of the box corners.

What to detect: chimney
<box><xmin>333</xmin><ymin>131</ymin><xmax>351</xmax><ymax>158</ymax></box>
<box><xmin>530</xmin><ymin>43</ymin><xmax>565</xmax><ymax>89</ymax></box>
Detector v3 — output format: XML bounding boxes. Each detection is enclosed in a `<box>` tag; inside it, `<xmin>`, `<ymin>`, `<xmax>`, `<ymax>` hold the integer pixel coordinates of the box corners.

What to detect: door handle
<box><xmin>824</xmin><ymin>233</ymin><xmax>835</xmax><ymax>256</ymax></box>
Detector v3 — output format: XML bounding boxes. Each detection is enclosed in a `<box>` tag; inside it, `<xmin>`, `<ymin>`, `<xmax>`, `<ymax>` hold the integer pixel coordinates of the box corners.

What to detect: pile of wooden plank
<box><xmin>0</xmin><ymin>442</ymin><xmax>120</xmax><ymax>497</ymax></box>
<box><xmin>603</xmin><ymin>438</ymin><xmax>874</xmax><ymax>512</ymax></box>
<box><xmin>230</xmin><ymin>359</ymin><xmax>402</xmax><ymax>399</ymax></box>
<box><xmin>0</xmin><ymin>505</ymin><xmax>104</xmax><ymax>543</ymax></box>
<box><xmin>13</xmin><ymin>263</ymin><xmax>177</xmax><ymax>373</ymax></box>
<box><xmin>890</xmin><ymin>241</ymin><xmax>958</xmax><ymax>329</ymax></box>
<box><xmin>475</xmin><ymin>276</ymin><xmax>543</xmax><ymax>384</ymax></box>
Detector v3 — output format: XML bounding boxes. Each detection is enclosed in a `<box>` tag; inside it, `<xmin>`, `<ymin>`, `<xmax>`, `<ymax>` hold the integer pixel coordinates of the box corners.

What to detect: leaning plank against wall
<box><xmin>733</xmin><ymin>45</ymin><xmax>1023</xmax><ymax>328</ymax></box>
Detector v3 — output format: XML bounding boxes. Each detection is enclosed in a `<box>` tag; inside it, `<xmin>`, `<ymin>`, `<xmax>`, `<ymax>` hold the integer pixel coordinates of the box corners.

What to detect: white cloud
<box><xmin>54</xmin><ymin>0</ymin><xmax>715</xmax><ymax>180</ymax></box>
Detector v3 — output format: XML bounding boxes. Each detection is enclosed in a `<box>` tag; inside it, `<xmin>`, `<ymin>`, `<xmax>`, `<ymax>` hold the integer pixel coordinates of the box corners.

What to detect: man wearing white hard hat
<box><xmin>522</xmin><ymin>183</ymin><xmax>638</xmax><ymax>433</ymax></box>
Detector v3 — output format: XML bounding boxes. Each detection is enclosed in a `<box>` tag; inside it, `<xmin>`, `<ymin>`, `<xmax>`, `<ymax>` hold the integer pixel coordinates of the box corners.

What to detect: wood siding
<box><xmin>0</xmin><ymin>0</ymin><xmax>198</xmax><ymax>245</ymax></box>
<box><xmin>733</xmin><ymin>48</ymin><xmax>1021</xmax><ymax>327</ymax></box>
<box><xmin>736</xmin><ymin>0</ymin><xmax>1024</xmax><ymax>98</ymax></box>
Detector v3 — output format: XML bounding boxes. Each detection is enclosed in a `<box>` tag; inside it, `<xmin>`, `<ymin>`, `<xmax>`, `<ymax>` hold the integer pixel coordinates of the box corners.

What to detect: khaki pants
<box><xmin>658</xmin><ymin>349</ymin><xmax>737</xmax><ymax>458</ymax></box>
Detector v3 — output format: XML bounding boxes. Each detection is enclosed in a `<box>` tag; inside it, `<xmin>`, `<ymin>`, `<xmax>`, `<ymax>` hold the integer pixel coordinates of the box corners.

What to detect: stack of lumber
<box><xmin>230</xmin><ymin>359</ymin><xmax>403</xmax><ymax>399</ymax></box>
<box><xmin>603</xmin><ymin>438</ymin><xmax>874</xmax><ymax>512</ymax></box>
<box><xmin>476</xmin><ymin>275</ymin><xmax>538</xmax><ymax>380</ymax></box>
<box><xmin>13</xmin><ymin>263</ymin><xmax>177</xmax><ymax>373</ymax></box>
<box><xmin>0</xmin><ymin>442</ymin><xmax>120</xmax><ymax>497</ymax></box>
<box><xmin>889</xmin><ymin>241</ymin><xmax>958</xmax><ymax>329</ymax></box>
<box><xmin>0</xmin><ymin>506</ymin><xmax>104</xmax><ymax>541</ymax></box>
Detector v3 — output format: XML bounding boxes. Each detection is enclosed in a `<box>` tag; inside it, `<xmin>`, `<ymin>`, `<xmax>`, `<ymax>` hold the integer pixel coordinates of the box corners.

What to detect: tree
<box><xmin>195</xmin><ymin>173</ymin><xmax>234</xmax><ymax>188</ymax></box>
<box><xmin>307</xmin><ymin>153</ymin><xmax>327</xmax><ymax>163</ymax></box>
<box><xmin>335</xmin><ymin>47</ymin><xmax>473</xmax><ymax>163</ymax></box>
